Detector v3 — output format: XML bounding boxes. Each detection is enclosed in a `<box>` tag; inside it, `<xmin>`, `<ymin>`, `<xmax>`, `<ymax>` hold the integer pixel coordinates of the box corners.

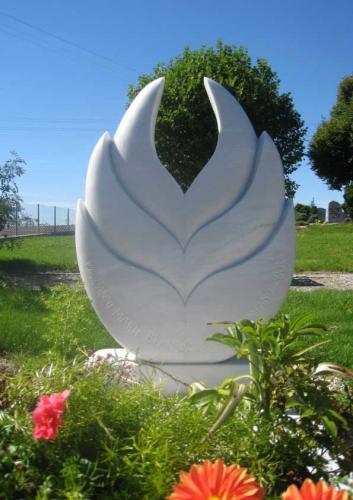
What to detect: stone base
<box><xmin>88</xmin><ymin>348</ymin><xmax>250</xmax><ymax>394</ymax></box>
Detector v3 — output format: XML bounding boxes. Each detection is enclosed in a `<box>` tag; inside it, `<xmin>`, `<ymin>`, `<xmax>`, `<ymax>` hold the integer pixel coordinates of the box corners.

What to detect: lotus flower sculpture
<box><xmin>76</xmin><ymin>77</ymin><xmax>295</xmax><ymax>389</ymax></box>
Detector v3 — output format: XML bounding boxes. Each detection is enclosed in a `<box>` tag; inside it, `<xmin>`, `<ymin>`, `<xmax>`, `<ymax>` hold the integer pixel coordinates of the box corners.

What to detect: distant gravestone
<box><xmin>328</xmin><ymin>201</ymin><xmax>347</xmax><ymax>223</ymax></box>
<box><xmin>76</xmin><ymin>78</ymin><xmax>295</xmax><ymax>392</ymax></box>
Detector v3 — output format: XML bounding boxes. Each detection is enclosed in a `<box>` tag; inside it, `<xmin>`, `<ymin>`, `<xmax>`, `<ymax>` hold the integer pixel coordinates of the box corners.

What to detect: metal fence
<box><xmin>0</xmin><ymin>203</ymin><xmax>76</xmax><ymax>238</ymax></box>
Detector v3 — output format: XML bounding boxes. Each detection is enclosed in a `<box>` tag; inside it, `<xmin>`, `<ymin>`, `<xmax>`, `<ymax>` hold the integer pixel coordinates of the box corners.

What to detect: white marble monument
<box><xmin>76</xmin><ymin>77</ymin><xmax>295</xmax><ymax>392</ymax></box>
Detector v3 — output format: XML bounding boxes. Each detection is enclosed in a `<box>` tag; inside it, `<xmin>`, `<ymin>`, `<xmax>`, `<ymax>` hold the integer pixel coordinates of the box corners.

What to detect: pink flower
<box><xmin>32</xmin><ymin>390</ymin><xmax>70</xmax><ymax>440</ymax></box>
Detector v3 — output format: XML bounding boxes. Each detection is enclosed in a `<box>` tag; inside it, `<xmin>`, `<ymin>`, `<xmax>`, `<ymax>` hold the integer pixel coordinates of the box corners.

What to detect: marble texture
<box><xmin>76</xmin><ymin>77</ymin><xmax>295</xmax><ymax>388</ymax></box>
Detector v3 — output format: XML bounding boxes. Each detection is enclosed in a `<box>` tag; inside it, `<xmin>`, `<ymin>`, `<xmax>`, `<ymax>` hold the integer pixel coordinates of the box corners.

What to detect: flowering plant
<box><xmin>32</xmin><ymin>389</ymin><xmax>70</xmax><ymax>440</ymax></box>
<box><xmin>282</xmin><ymin>478</ymin><xmax>348</xmax><ymax>500</ymax></box>
<box><xmin>166</xmin><ymin>459</ymin><xmax>265</xmax><ymax>500</ymax></box>
<box><xmin>166</xmin><ymin>460</ymin><xmax>349</xmax><ymax>500</ymax></box>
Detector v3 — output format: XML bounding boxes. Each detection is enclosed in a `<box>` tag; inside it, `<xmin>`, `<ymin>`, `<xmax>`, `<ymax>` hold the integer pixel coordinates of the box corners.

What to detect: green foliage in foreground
<box><xmin>190</xmin><ymin>316</ymin><xmax>353</xmax><ymax>460</ymax></box>
<box><xmin>0</xmin><ymin>285</ymin><xmax>352</xmax><ymax>496</ymax></box>
<box><xmin>0</xmin><ymin>354</ymin><xmax>352</xmax><ymax>498</ymax></box>
<box><xmin>205</xmin><ymin>315</ymin><xmax>329</xmax><ymax>416</ymax></box>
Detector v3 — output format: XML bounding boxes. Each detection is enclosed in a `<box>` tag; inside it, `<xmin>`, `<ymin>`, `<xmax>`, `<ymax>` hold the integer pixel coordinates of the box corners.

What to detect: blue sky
<box><xmin>0</xmin><ymin>0</ymin><xmax>352</xmax><ymax>211</ymax></box>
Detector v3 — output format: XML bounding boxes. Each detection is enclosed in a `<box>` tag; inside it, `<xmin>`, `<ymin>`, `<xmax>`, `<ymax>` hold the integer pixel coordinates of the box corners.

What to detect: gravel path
<box><xmin>2</xmin><ymin>271</ymin><xmax>353</xmax><ymax>291</ymax></box>
<box><xmin>2</xmin><ymin>272</ymin><xmax>81</xmax><ymax>289</ymax></box>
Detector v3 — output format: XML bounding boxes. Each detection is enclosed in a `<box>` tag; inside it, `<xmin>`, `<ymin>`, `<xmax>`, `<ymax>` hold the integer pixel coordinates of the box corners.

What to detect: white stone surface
<box><xmin>87</xmin><ymin>348</ymin><xmax>139</xmax><ymax>384</ymax></box>
<box><xmin>87</xmin><ymin>348</ymin><xmax>250</xmax><ymax>394</ymax></box>
<box><xmin>88</xmin><ymin>348</ymin><xmax>137</xmax><ymax>366</ymax></box>
<box><xmin>76</xmin><ymin>78</ymin><xmax>295</xmax><ymax>380</ymax></box>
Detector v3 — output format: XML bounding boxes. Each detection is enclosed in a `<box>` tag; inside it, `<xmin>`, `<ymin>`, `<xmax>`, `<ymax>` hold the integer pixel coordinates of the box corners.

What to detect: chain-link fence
<box><xmin>0</xmin><ymin>203</ymin><xmax>76</xmax><ymax>237</ymax></box>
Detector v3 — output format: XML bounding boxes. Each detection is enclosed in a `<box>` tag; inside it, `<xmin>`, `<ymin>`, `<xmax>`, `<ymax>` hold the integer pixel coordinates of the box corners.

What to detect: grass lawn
<box><xmin>0</xmin><ymin>286</ymin><xmax>117</xmax><ymax>356</ymax></box>
<box><xmin>296</xmin><ymin>223</ymin><xmax>353</xmax><ymax>272</ymax></box>
<box><xmin>0</xmin><ymin>235</ymin><xmax>78</xmax><ymax>273</ymax></box>
<box><xmin>0</xmin><ymin>225</ymin><xmax>351</xmax><ymax>367</ymax></box>
<box><xmin>0</xmin><ymin>285</ymin><xmax>352</xmax><ymax>369</ymax></box>
<box><xmin>0</xmin><ymin>223</ymin><xmax>353</xmax><ymax>273</ymax></box>
<box><xmin>280</xmin><ymin>290</ymin><xmax>353</xmax><ymax>368</ymax></box>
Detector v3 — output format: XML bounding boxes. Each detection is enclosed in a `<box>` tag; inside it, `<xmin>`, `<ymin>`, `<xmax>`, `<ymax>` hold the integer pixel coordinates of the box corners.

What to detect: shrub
<box><xmin>0</xmin><ymin>314</ymin><xmax>352</xmax><ymax>497</ymax></box>
<box><xmin>189</xmin><ymin>316</ymin><xmax>353</xmax><ymax>485</ymax></box>
<box><xmin>295</xmin><ymin>203</ymin><xmax>319</xmax><ymax>224</ymax></box>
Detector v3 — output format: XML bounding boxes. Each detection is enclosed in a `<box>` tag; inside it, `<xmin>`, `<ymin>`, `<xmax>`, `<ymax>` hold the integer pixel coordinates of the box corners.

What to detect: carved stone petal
<box><xmin>76</xmin><ymin>200</ymin><xmax>294</xmax><ymax>363</ymax></box>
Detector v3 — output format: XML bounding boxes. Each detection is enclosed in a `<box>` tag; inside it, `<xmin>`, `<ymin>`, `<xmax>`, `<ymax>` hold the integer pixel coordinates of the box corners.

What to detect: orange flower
<box><xmin>166</xmin><ymin>459</ymin><xmax>264</xmax><ymax>500</ymax></box>
<box><xmin>282</xmin><ymin>479</ymin><xmax>349</xmax><ymax>500</ymax></box>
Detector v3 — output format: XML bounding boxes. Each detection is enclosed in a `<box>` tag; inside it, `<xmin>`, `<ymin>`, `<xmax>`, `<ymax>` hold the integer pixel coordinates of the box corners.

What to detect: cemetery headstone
<box><xmin>76</xmin><ymin>78</ymin><xmax>295</xmax><ymax>392</ymax></box>
<box><xmin>328</xmin><ymin>201</ymin><xmax>347</xmax><ymax>223</ymax></box>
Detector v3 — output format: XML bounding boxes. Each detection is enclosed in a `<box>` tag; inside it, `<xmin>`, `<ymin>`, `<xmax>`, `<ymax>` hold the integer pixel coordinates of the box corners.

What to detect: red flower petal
<box><xmin>32</xmin><ymin>389</ymin><xmax>70</xmax><ymax>441</ymax></box>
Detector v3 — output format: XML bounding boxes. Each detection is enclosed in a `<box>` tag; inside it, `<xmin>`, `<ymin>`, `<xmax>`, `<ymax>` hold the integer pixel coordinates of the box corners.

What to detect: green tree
<box><xmin>295</xmin><ymin>203</ymin><xmax>319</xmax><ymax>224</ymax></box>
<box><xmin>128</xmin><ymin>42</ymin><xmax>306</xmax><ymax>197</ymax></box>
<box><xmin>343</xmin><ymin>183</ymin><xmax>353</xmax><ymax>219</ymax></box>
<box><xmin>309</xmin><ymin>74</ymin><xmax>353</xmax><ymax>190</ymax></box>
<box><xmin>0</xmin><ymin>152</ymin><xmax>26</xmax><ymax>231</ymax></box>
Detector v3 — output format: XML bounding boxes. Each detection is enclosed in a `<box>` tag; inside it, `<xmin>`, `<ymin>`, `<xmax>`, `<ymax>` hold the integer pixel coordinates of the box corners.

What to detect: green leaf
<box><xmin>300</xmin><ymin>408</ymin><xmax>315</xmax><ymax>418</ymax></box>
<box><xmin>289</xmin><ymin>328</ymin><xmax>326</xmax><ymax>341</ymax></box>
<box><xmin>188</xmin><ymin>389</ymin><xmax>220</xmax><ymax>405</ymax></box>
<box><xmin>204</xmin><ymin>383</ymin><xmax>249</xmax><ymax>440</ymax></box>
<box><xmin>239</xmin><ymin>325</ymin><xmax>257</xmax><ymax>336</ymax></box>
<box><xmin>327</xmin><ymin>409</ymin><xmax>348</xmax><ymax>428</ymax></box>
<box><xmin>285</xmin><ymin>399</ymin><xmax>303</xmax><ymax>409</ymax></box>
<box><xmin>292</xmin><ymin>340</ymin><xmax>330</xmax><ymax>358</ymax></box>
<box><xmin>289</xmin><ymin>314</ymin><xmax>323</xmax><ymax>332</ymax></box>
<box><xmin>206</xmin><ymin>333</ymin><xmax>240</xmax><ymax>349</ymax></box>
<box><xmin>322</xmin><ymin>416</ymin><xmax>338</xmax><ymax>438</ymax></box>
